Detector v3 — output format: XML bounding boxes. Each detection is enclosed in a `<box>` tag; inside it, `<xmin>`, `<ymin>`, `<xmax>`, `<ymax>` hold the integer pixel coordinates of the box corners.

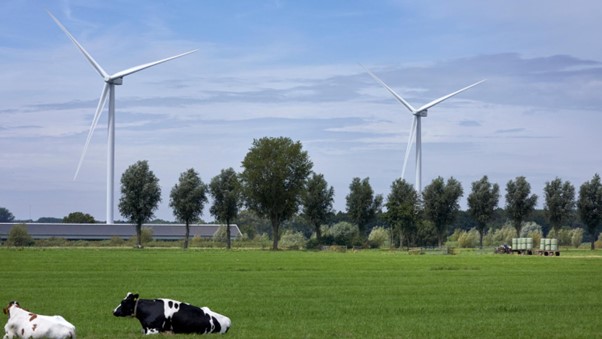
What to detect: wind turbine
<box><xmin>49</xmin><ymin>12</ymin><xmax>197</xmax><ymax>224</ymax></box>
<box><xmin>362</xmin><ymin>65</ymin><xmax>484</xmax><ymax>195</ymax></box>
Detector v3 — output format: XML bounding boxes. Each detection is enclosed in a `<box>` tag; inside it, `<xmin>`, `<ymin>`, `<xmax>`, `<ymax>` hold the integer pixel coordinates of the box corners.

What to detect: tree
<box><xmin>345</xmin><ymin>177</ymin><xmax>383</xmax><ymax>236</ymax></box>
<box><xmin>422</xmin><ymin>176</ymin><xmax>464</xmax><ymax>247</ymax></box>
<box><xmin>577</xmin><ymin>174</ymin><xmax>602</xmax><ymax>250</ymax></box>
<box><xmin>209</xmin><ymin>168</ymin><xmax>242</xmax><ymax>249</ymax></box>
<box><xmin>118</xmin><ymin>160</ymin><xmax>162</xmax><ymax>248</ymax></box>
<box><xmin>240</xmin><ymin>137</ymin><xmax>313</xmax><ymax>250</ymax></box>
<box><xmin>544</xmin><ymin>178</ymin><xmax>575</xmax><ymax>235</ymax></box>
<box><xmin>301</xmin><ymin>173</ymin><xmax>335</xmax><ymax>242</ymax></box>
<box><xmin>0</xmin><ymin>207</ymin><xmax>15</xmax><ymax>222</ymax></box>
<box><xmin>63</xmin><ymin>212</ymin><xmax>95</xmax><ymax>223</ymax></box>
<box><xmin>467</xmin><ymin>176</ymin><xmax>500</xmax><ymax>249</ymax></box>
<box><xmin>170</xmin><ymin>168</ymin><xmax>208</xmax><ymax>249</ymax></box>
<box><xmin>385</xmin><ymin>178</ymin><xmax>420</xmax><ymax>249</ymax></box>
<box><xmin>505</xmin><ymin>176</ymin><xmax>538</xmax><ymax>237</ymax></box>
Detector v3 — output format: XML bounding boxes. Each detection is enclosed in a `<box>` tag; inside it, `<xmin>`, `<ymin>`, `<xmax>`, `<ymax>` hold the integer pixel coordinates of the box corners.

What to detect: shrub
<box><xmin>457</xmin><ymin>229</ymin><xmax>479</xmax><ymax>248</ymax></box>
<box><xmin>212</xmin><ymin>225</ymin><xmax>228</xmax><ymax>242</ymax></box>
<box><xmin>279</xmin><ymin>230</ymin><xmax>307</xmax><ymax>250</ymax></box>
<box><xmin>368</xmin><ymin>227</ymin><xmax>389</xmax><ymax>248</ymax></box>
<box><xmin>129</xmin><ymin>226</ymin><xmax>154</xmax><ymax>245</ymax></box>
<box><xmin>324</xmin><ymin>222</ymin><xmax>360</xmax><ymax>248</ymax></box>
<box><xmin>7</xmin><ymin>224</ymin><xmax>34</xmax><ymax>247</ymax></box>
<box><xmin>520</xmin><ymin>222</ymin><xmax>542</xmax><ymax>238</ymax></box>
<box><xmin>548</xmin><ymin>228</ymin><xmax>571</xmax><ymax>246</ymax></box>
<box><xmin>36</xmin><ymin>237</ymin><xmax>68</xmax><ymax>247</ymax></box>
<box><xmin>571</xmin><ymin>228</ymin><xmax>584</xmax><ymax>248</ymax></box>
<box><xmin>486</xmin><ymin>224</ymin><xmax>516</xmax><ymax>246</ymax></box>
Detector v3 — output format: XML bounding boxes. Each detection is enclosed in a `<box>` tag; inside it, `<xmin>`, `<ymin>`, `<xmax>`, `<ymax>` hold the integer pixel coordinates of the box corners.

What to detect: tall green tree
<box><xmin>422</xmin><ymin>176</ymin><xmax>464</xmax><ymax>247</ymax></box>
<box><xmin>0</xmin><ymin>207</ymin><xmax>15</xmax><ymax>222</ymax></box>
<box><xmin>170</xmin><ymin>168</ymin><xmax>208</xmax><ymax>249</ymax></box>
<box><xmin>385</xmin><ymin>178</ymin><xmax>420</xmax><ymax>249</ymax></box>
<box><xmin>345</xmin><ymin>177</ymin><xmax>383</xmax><ymax>236</ymax></box>
<box><xmin>209</xmin><ymin>168</ymin><xmax>242</xmax><ymax>249</ymax></box>
<box><xmin>63</xmin><ymin>212</ymin><xmax>95</xmax><ymax>223</ymax></box>
<box><xmin>301</xmin><ymin>173</ymin><xmax>335</xmax><ymax>241</ymax></box>
<box><xmin>505</xmin><ymin>176</ymin><xmax>538</xmax><ymax>237</ymax></box>
<box><xmin>118</xmin><ymin>160</ymin><xmax>162</xmax><ymax>248</ymax></box>
<box><xmin>577</xmin><ymin>174</ymin><xmax>602</xmax><ymax>250</ymax></box>
<box><xmin>467</xmin><ymin>176</ymin><xmax>500</xmax><ymax>249</ymax></box>
<box><xmin>240</xmin><ymin>137</ymin><xmax>313</xmax><ymax>250</ymax></box>
<box><xmin>544</xmin><ymin>177</ymin><xmax>576</xmax><ymax>235</ymax></box>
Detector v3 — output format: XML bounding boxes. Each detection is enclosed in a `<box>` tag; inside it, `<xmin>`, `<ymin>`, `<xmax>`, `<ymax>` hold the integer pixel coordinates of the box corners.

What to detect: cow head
<box><xmin>3</xmin><ymin>301</ymin><xmax>20</xmax><ymax>317</ymax></box>
<box><xmin>113</xmin><ymin>293</ymin><xmax>139</xmax><ymax>317</ymax></box>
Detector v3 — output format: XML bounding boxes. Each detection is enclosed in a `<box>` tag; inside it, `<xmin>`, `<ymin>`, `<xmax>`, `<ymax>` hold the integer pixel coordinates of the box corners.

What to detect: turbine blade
<box><xmin>416</xmin><ymin>80</ymin><xmax>485</xmax><ymax>113</ymax></box>
<box><xmin>360</xmin><ymin>64</ymin><xmax>416</xmax><ymax>112</ymax></box>
<box><xmin>109</xmin><ymin>49</ymin><xmax>198</xmax><ymax>80</ymax></box>
<box><xmin>401</xmin><ymin>116</ymin><xmax>418</xmax><ymax>180</ymax></box>
<box><xmin>74</xmin><ymin>83</ymin><xmax>110</xmax><ymax>180</ymax></box>
<box><xmin>48</xmin><ymin>11</ymin><xmax>109</xmax><ymax>79</ymax></box>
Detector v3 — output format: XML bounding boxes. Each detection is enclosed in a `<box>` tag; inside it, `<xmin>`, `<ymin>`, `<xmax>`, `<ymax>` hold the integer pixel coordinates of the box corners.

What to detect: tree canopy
<box><xmin>505</xmin><ymin>176</ymin><xmax>538</xmax><ymax>237</ymax></box>
<box><xmin>422</xmin><ymin>176</ymin><xmax>464</xmax><ymax>247</ymax></box>
<box><xmin>345</xmin><ymin>177</ymin><xmax>382</xmax><ymax>236</ymax></box>
<box><xmin>118</xmin><ymin>160</ymin><xmax>162</xmax><ymax>248</ymax></box>
<box><xmin>170</xmin><ymin>168</ymin><xmax>208</xmax><ymax>249</ymax></box>
<box><xmin>209</xmin><ymin>167</ymin><xmax>243</xmax><ymax>249</ymax></box>
<box><xmin>63</xmin><ymin>212</ymin><xmax>95</xmax><ymax>223</ymax></box>
<box><xmin>467</xmin><ymin>176</ymin><xmax>500</xmax><ymax>248</ymax></box>
<box><xmin>385</xmin><ymin>178</ymin><xmax>420</xmax><ymax>249</ymax></box>
<box><xmin>240</xmin><ymin>137</ymin><xmax>313</xmax><ymax>250</ymax></box>
<box><xmin>0</xmin><ymin>207</ymin><xmax>15</xmax><ymax>222</ymax></box>
<box><xmin>301</xmin><ymin>173</ymin><xmax>335</xmax><ymax>241</ymax></box>
<box><xmin>577</xmin><ymin>174</ymin><xmax>602</xmax><ymax>250</ymax></box>
<box><xmin>544</xmin><ymin>177</ymin><xmax>575</xmax><ymax>235</ymax></box>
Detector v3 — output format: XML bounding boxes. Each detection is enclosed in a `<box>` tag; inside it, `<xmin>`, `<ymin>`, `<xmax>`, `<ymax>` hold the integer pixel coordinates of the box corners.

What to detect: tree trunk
<box><xmin>479</xmin><ymin>230</ymin><xmax>484</xmax><ymax>249</ymax></box>
<box><xmin>591</xmin><ymin>230</ymin><xmax>596</xmax><ymax>250</ymax></box>
<box><xmin>226</xmin><ymin>219</ymin><xmax>231</xmax><ymax>250</ymax></box>
<box><xmin>271</xmin><ymin>217</ymin><xmax>280</xmax><ymax>250</ymax></box>
<box><xmin>136</xmin><ymin>224</ymin><xmax>142</xmax><ymax>248</ymax></box>
<box><xmin>399</xmin><ymin>229</ymin><xmax>404</xmax><ymax>250</ymax></box>
<box><xmin>183</xmin><ymin>221</ymin><xmax>190</xmax><ymax>249</ymax></box>
<box><xmin>315</xmin><ymin>222</ymin><xmax>322</xmax><ymax>242</ymax></box>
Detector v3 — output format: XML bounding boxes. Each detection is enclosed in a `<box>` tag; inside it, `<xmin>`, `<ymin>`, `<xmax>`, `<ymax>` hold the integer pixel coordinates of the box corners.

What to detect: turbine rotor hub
<box><xmin>415</xmin><ymin>110</ymin><xmax>427</xmax><ymax>117</ymax></box>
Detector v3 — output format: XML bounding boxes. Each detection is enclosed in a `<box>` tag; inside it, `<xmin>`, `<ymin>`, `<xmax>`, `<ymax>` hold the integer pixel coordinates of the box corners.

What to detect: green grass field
<box><xmin>2</xmin><ymin>248</ymin><xmax>602</xmax><ymax>338</ymax></box>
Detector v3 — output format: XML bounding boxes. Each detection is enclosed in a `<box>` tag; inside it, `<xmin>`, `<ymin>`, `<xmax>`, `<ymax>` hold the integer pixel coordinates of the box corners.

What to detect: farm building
<box><xmin>0</xmin><ymin>223</ymin><xmax>241</xmax><ymax>241</ymax></box>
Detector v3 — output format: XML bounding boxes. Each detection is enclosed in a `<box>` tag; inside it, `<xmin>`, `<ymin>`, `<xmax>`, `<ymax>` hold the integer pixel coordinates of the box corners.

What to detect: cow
<box><xmin>3</xmin><ymin>301</ymin><xmax>76</xmax><ymax>339</ymax></box>
<box><xmin>113</xmin><ymin>293</ymin><xmax>231</xmax><ymax>335</ymax></box>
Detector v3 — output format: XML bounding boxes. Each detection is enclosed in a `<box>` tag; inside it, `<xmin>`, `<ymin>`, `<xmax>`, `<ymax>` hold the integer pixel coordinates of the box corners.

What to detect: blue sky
<box><xmin>1</xmin><ymin>0</ymin><xmax>601</xmax><ymax>222</ymax></box>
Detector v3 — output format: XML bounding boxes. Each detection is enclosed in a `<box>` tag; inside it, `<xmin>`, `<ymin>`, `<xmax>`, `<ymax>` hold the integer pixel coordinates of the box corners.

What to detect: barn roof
<box><xmin>0</xmin><ymin>223</ymin><xmax>241</xmax><ymax>241</ymax></box>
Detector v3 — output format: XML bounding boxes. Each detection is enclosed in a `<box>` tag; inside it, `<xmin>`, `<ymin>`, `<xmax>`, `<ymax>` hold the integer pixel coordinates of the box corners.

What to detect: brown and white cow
<box><xmin>3</xmin><ymin>301</ymin><xmax>76</xmax><ymax>339</ymax></box>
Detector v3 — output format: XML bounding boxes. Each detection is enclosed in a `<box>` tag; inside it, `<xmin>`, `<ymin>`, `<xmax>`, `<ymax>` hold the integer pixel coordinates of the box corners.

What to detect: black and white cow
<box><xmin>113</xmin><ymin>293</ymin><xmax>230</xmax><ymax>335</ymax></box>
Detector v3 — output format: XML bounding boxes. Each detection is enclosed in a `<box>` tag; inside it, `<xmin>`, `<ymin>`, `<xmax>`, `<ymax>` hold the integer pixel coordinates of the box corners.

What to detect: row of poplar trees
<box><xmin>118</xmin><ymin>136</ymin><xmax>602</xmax><ymax>250</ymax></box>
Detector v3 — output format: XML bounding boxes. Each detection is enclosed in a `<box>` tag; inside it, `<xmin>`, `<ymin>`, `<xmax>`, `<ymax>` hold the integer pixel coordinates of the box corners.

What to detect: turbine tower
<box><xmin>49</xmin><ymin>12</ymin><xmax>197</xmax><ymax>224</ymax></box>
<box><xmin>362</xmin><ymin>65</ymin><xmax>484</xmax><ymax>195</ymax></box>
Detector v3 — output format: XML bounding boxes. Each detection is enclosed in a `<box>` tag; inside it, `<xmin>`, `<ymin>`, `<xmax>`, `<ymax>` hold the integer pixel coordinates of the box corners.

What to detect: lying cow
<box><xmin>113</xmin><ymin>293</ymin><xmax>231</xmax><ymax>335</ymax></box>
<box><xmin>3</xmin><ymin>301</ymin><xmax>76</xmax><ymax>339</ymax></box>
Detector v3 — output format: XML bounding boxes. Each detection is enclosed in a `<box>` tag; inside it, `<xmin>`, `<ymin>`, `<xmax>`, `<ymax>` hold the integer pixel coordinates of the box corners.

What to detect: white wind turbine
<box><xmin>49</xmin><ymin>12</ymin><xmax>197</xmax><ymax>224</ymax></box>
<box><xmin>362</xmin><ymin>65</ymin><xmax>484</xmax><ymax>195</ymax></box>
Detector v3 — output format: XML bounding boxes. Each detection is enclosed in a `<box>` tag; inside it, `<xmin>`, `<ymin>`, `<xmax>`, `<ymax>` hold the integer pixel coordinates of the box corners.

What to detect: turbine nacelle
<box><xmin>108</xmin><ymin>77</ymin><xmax>123</xmax><ymax>85</ymax></box>
<box><xmin>415</xmin><ymin>110</ymin><xmax>428</xmax><ymax>117</ymax></box>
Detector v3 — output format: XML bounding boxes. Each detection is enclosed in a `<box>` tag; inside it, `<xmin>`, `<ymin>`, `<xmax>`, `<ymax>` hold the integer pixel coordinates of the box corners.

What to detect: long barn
<box><xmin>0</xmin><ymin>223</ymin><xmax>241</xmax><ymax>241</ymax></box>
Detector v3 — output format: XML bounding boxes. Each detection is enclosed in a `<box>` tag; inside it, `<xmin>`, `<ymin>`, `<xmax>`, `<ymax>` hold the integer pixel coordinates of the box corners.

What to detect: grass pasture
<box><xmin>2</xmin><ymin>248</ymin><xmax>602</xmax><ymax>338</ymax></box>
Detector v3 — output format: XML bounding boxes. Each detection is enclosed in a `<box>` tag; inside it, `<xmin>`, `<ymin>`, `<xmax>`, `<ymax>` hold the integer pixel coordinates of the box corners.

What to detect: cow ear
<box><xmin>2</xmin><ymin>307</ymin><xmax>7</xmax><ymax>315</ymax></box>
<box><xmin>133</xmin><ymin>294</ymin><xmax>139</xmax><ymax>299</ymax></box>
